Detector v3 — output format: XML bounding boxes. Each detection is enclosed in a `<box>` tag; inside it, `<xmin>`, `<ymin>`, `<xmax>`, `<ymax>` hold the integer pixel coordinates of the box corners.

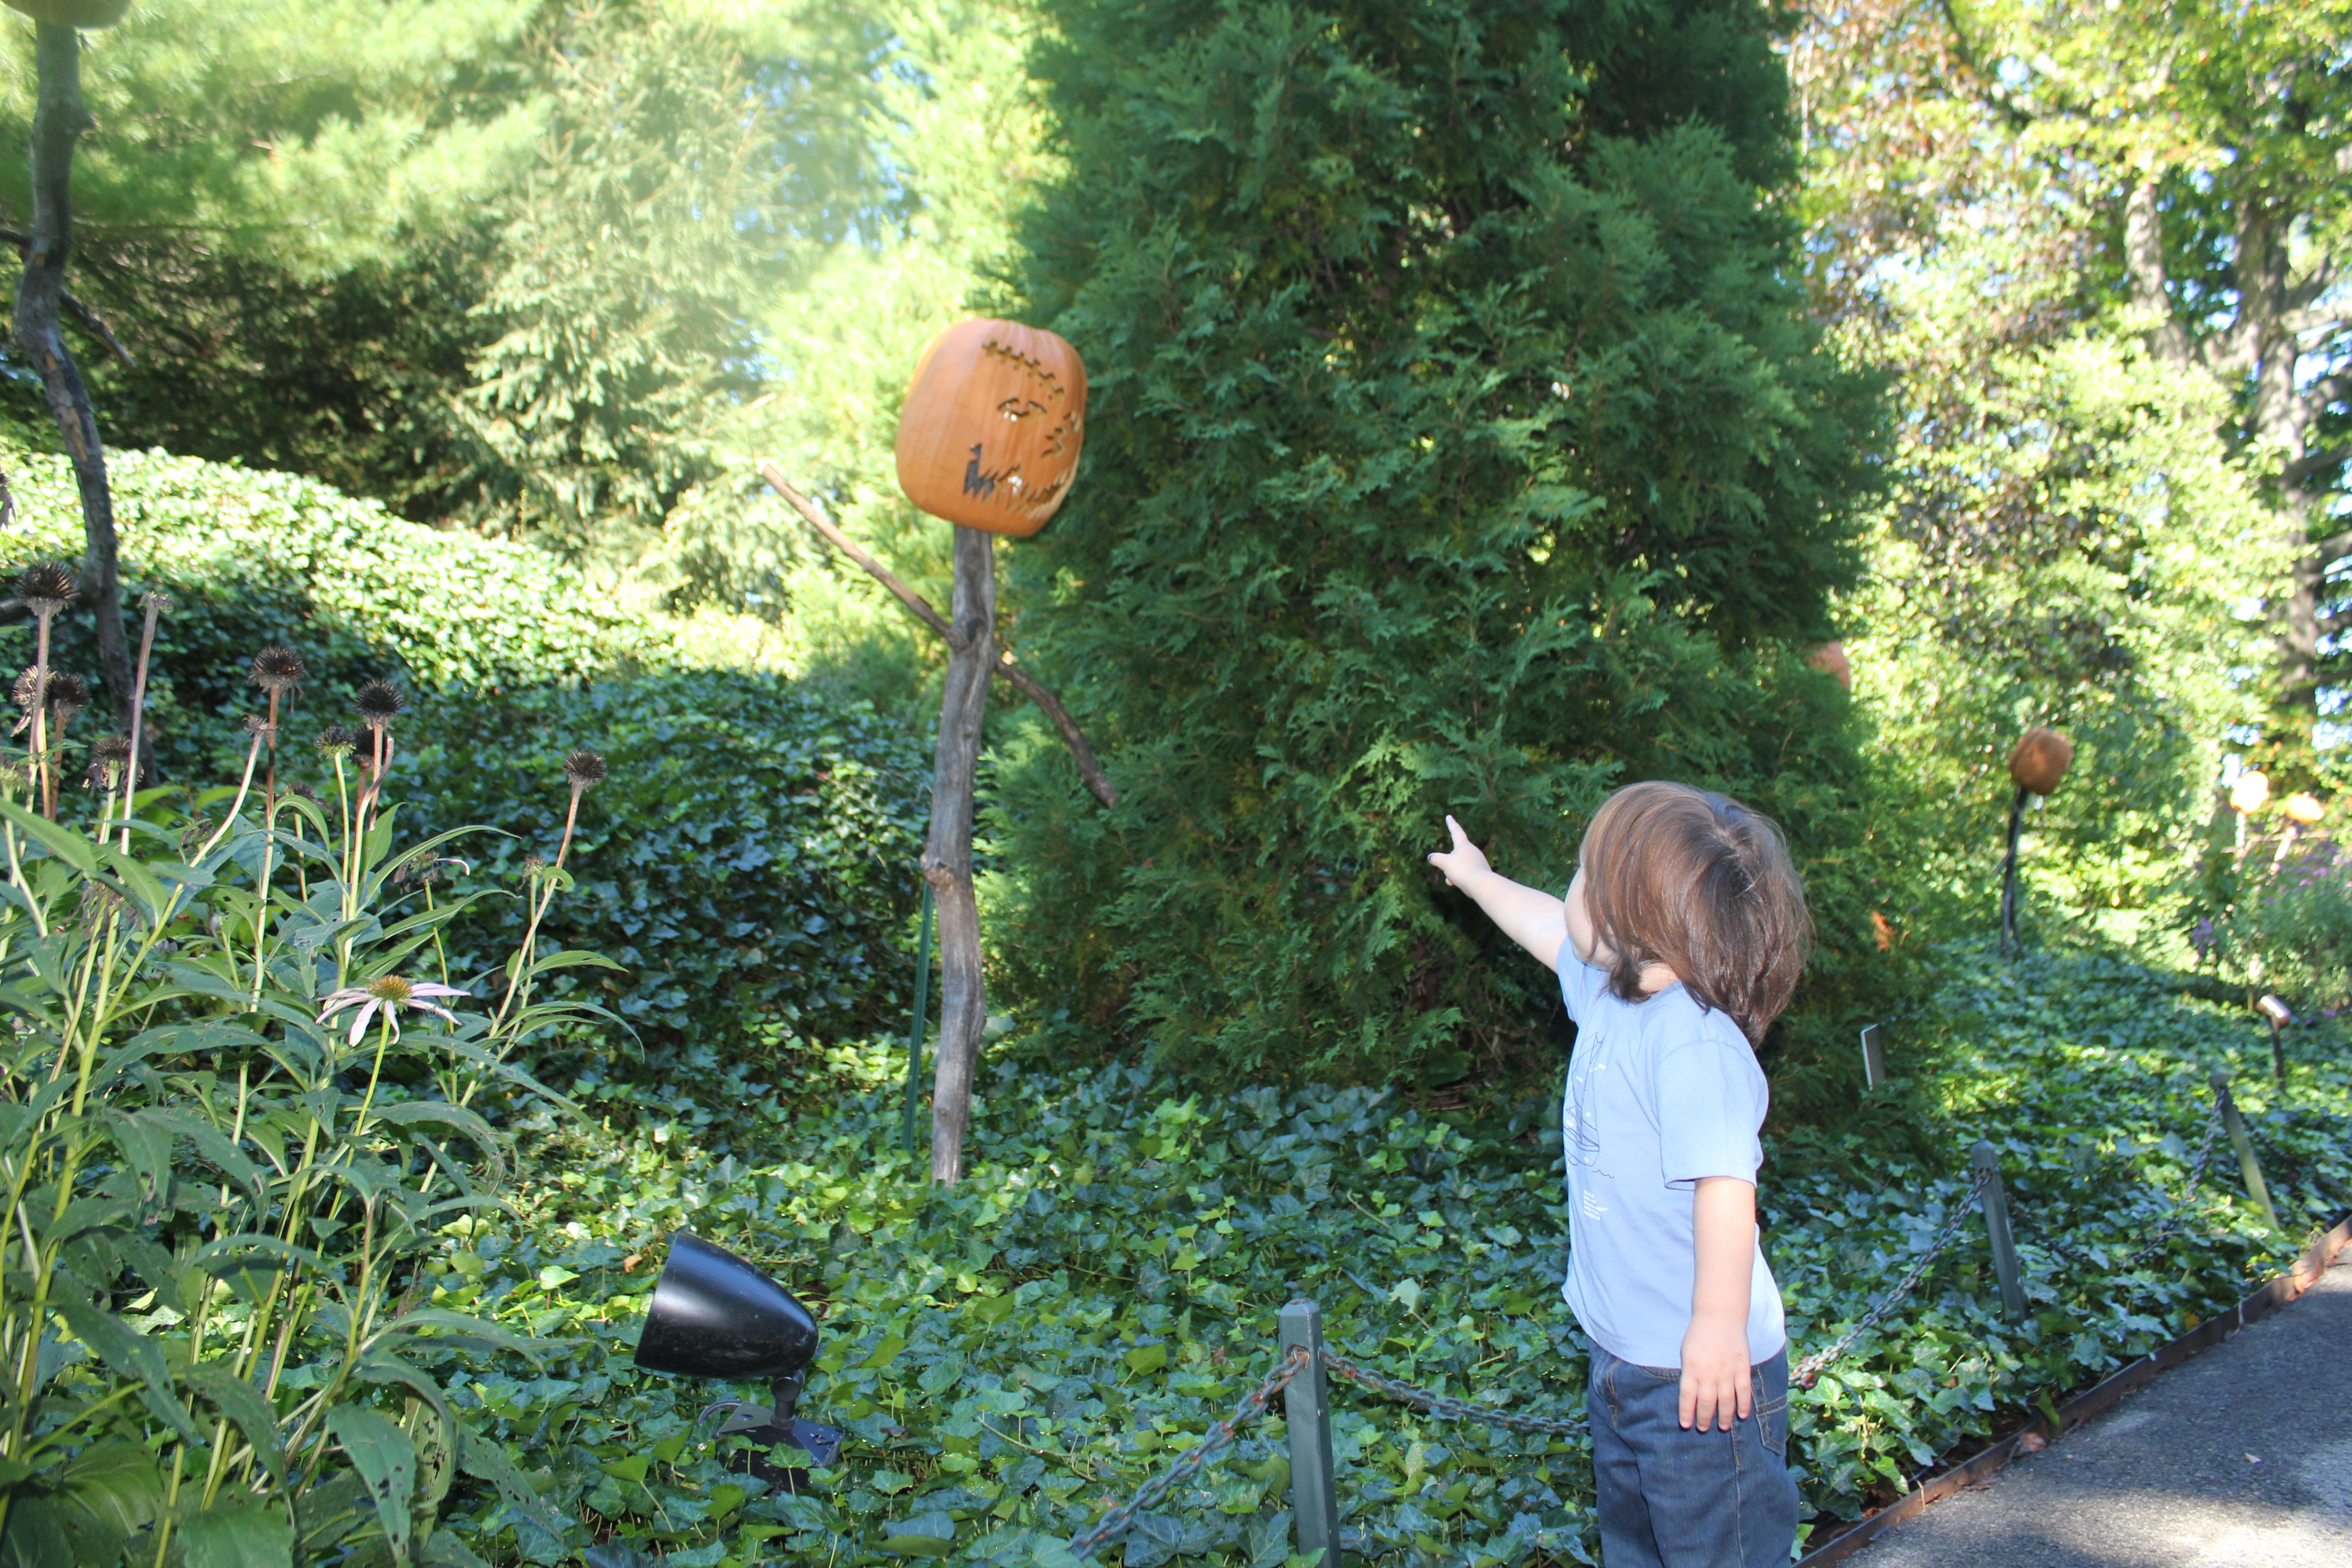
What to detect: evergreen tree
<box><xmin>989</xmin><ymin>0</ymin><xmax>1881</xmax><ymax>1083</ymax></box>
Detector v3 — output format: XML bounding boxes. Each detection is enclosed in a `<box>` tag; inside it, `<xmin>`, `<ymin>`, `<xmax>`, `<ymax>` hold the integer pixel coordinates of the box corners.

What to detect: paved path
<box><xmin>1853</xmin><ymin>1253</ymin><xmax>2352</xmax><ymax>1567</ymax></box>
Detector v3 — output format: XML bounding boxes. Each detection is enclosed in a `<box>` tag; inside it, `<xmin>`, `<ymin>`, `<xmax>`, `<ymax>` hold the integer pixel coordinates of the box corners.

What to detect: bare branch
<box><xmin>2285</xmin><ymin>446</ymin><xmax>2351</xmax><ymax>487</ymax></box>
<box><xmin>755</xmin><ymin>461</ymin><xmax>1119</xmax><ymax>808</ymax></box>
<box><xmin>0</xmin><ymin>223</ymin><xmax>133</xmax><ymax>369</ymax></box>
<box><xmin>2313</xmin><ymin>529</ymin><xmax>2352</xmax><ymax>565</ymax></box>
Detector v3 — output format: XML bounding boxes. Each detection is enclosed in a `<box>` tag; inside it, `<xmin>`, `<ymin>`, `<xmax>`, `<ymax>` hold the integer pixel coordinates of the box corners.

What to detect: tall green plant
<box><xmin>988</xmin><ymin>0</ymin><xmax>1882</xmax><ymax>1084</ymax></box>
<box><xmin>0</xmin><ymin>566</ymin><xmax>610</xmax><ymax>1564</ymax></box>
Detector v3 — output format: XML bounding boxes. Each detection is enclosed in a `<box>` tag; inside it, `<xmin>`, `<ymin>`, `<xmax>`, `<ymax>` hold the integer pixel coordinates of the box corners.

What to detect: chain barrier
<box><xmin>1323</xmin><ymin>1352</ymin><xmax>1584</xmax><ymax>1437</ymax></box>
<box><xmin>1792</xmin><ymin>1167</ymin><xmax>1993</xmax><ymax>1389</ymax></box>
<box><xmin>1065</xmin><ymin>1344</ymin><xmax>1310</xmax><ymax>1560</ymax></box>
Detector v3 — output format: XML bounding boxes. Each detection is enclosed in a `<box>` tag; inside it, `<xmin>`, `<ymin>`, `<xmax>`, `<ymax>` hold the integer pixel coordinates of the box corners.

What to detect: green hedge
<box><xmin>2</xmin><ymin>447</ymin><xmax>654</xmax><ymax>773</ymax></box>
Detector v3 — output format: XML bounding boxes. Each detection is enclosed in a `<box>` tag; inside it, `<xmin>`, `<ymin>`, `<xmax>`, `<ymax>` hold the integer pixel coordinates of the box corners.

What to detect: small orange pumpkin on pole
<box><xmin>1999</xmin><ymin>725</ymin><xmax>2073</xmax><ymax>957</ymax></box>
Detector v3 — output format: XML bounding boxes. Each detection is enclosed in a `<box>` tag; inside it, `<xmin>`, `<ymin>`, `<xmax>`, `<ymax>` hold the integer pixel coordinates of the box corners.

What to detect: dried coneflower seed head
<box><xmin>249</xmin><ymin>646</ymin><xmax>307</xmax><ymax>695</ymax></box>
<box><xmin>46</xmin><ymin>672</ymin><xmax>88</xmax><ymax>725</ymax></box>
<box><xmin>314</xmin><ymin>725</ymin><xmax>357</xmax><ymax>757</ymax></box>
<box><xmin>563</xmin><ymin>749</ymin><xmax>608</xmax><ymax>791</ymax></box>
<box><xmin>85</xmin><ymin>733</ymin><xmax>132</xmax><ymax>789</ymax></box>
<box><xmin>12</xmin><ymin>667</ymin><xmax>44</xmax><ymax>712</ymax></box>
<box><xmin>354</xmin><ymin>681</ymin><xmax>406</xmax><ymax>729</ymax></box>
<box><xmin>16</xmin><ymin>563</ymin><xmax>76</xmax><ymax>616</ymax></box>
<box><xmin>289</xmin><ymin>781</ymin><xmax>320</xmax><ymax>803</ymax></box>
<box><xmin>141</xmin><ymin>588</ymin><xmax>173</xmax><ymax>614</ymax></box>
<box><xmin>242</xmin><ymin>714</ymin><xmax>277</xmax><ymax>740</ymax></box>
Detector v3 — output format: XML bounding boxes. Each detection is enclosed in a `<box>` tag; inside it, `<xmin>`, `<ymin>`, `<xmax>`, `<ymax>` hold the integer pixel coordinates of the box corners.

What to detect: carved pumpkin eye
<box><xmin>894</xmin><ymin>319</ymin><xmax>1088</xmax><ymax>536</ymax></box>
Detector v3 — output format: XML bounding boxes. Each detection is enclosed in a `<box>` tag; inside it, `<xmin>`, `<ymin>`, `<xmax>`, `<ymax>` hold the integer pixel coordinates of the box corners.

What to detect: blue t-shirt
<box><xmin>1557</xmin><ymin>941</ymin><xmax>1786</xmax><ymax>1368</ymax></box>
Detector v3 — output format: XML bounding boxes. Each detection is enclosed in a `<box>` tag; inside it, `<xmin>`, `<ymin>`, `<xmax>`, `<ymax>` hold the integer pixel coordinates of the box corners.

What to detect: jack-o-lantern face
<box><xmin>894</xmin><ymin>319</ymin><xmax>1087</xmax><ymax>536</ymax></box>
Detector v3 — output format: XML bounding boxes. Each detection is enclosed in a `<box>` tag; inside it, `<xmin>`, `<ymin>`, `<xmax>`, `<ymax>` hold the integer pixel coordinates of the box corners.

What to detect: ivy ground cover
<box><xmin>438</xmin><ymin>952</ymin><xmax>2352</xmax><ymax>1567</ymax></box>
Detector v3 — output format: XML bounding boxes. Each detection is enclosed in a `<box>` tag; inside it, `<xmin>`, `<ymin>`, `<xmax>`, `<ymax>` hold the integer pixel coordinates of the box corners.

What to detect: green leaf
<box><xmin>185</xmin><ymin>1365</ymin><xmax>289</xmax><ymax>1484</ymax></box>
<box><xmin>0</xmin><ymin>1495</ymin><xmax>73</xmax><ymax>1568</ymax></box>
<box><xmin>179</xmin><ymin>1494</ymin><xmax>295</xmax><ymax>1568</ymax></box>
<box><xmin>879</xmin><ymin>1509</ymin><xmax>957</xmax><ymax>1557</ymax></box>
<box><xmin>455</xmin><ymin>1429</ymin><xmax>567</xmax><ymax>1540</ymax></box>
<box><xmin>328</xmin><ymin>1405</ymin><xmax>416</xmax><ymax>1566</ymax></box>
<box><xmin>53</xmin><ymin>1296</ymin><xmax>205</xmax><ymax>1447</ymax></box>
<box><xmin>54</xmin><ymin>1440</ymin><xmax>167</xmax><ymax>1559</ymax></box>
<box><xmin>1122</xmin><ymin>1343</ymin><xmax>1167</xmax><ymax>1376</ymax></box>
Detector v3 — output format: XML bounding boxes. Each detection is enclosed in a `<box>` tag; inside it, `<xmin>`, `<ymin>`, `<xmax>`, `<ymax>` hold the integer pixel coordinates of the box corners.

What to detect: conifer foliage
<box><xmin>992</xmin><ymin>0</ymin><xmax>1882</xmax><ymax>1082</ymax></box>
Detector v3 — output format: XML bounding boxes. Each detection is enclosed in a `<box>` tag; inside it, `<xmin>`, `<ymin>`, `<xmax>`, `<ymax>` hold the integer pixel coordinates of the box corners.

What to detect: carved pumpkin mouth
<box><xmin>896</xmin><ymin>319</ymin><xmax>1089</xmax><ymax>537</ymax></box>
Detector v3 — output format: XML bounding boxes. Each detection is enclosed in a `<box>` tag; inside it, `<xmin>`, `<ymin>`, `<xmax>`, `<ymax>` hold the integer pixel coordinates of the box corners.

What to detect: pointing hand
<box><xmin>1426</xmin><ymin>814</ymin><xmax>1492</xmax><ymax>888</ymax></box>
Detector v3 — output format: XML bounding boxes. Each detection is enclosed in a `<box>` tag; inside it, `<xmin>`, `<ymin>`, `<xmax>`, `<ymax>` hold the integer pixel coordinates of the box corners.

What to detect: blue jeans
<box><xmin>1585</xmin><ymin>1343</ymin><xmax>1798</xmax><ymax>1568</ymax></box>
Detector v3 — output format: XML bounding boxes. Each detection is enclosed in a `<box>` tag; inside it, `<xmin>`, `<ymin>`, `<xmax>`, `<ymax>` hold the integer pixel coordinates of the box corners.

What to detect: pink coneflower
<box><xmin>316</xmin><ymin>973</ymin><xmax>469</xmax><ymax>1047</ymax></box>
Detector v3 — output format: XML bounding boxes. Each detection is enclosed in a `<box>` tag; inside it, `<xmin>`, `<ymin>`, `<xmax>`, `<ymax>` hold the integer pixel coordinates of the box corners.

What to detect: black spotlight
<box><xmin>633</xmin><ymin>1232</ymin><xmax>843</xmax><ymax>1485</ymax></box>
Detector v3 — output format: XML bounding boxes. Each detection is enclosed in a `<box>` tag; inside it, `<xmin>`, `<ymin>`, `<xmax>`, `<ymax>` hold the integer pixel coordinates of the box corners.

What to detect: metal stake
<box><xmin>1860</xmin><ymin>1024</ymin><xmax>1885</xmax><ymax>1090</ymax></box>
<box><xmin>1971</xmin><ymin>1142</ymin><xmax>2027</xmax><ymax>1320</ymax></box>
<box><xmin>1279</xmin><ymin>1299</ymin><xmax>1341</xmax><ymax>1568</ymax></box>
<box><xmin>2210</xmin><ymin>1069</ymin><xmax>2281</xmax><ymax>1230</ymax></box>
<box><xmin>902</xmin><ymin>883</ymin><xmax>935</xmax><ymax>1156</ymax></box>
<box><xmin>1998</xmin><ymin>785</ymin><xmax>2028</xmax><ymax>957</ymax></box>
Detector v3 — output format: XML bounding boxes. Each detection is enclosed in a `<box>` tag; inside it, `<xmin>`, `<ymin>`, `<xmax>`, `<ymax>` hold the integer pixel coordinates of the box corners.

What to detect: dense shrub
<box><xmin>1</xmin><ymin>446</ymin><xmax>654</xmax><ymax>773</ymax></box>
<box><xmin>2201</xmin><ymin>832</ymin><xmax>2352</xmax><ymax>1010</ymax></box>
<box><xmin>402</xmin><ymin>670</ymin><xmax>934</xmax><ymax>1055</ymax></box>
<box><xmin>988</xmin><ymin>0</ymin><xmax>1882</xmax><ymax>1087</ymax></box>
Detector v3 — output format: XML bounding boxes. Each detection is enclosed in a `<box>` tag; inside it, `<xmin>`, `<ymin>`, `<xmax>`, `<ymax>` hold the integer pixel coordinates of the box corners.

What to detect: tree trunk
<box><xmin>925</xmin><ymin>525</ymin><xmax>995</xmax><ymax>1184</ymax></box>
<box><xmin>2237</xmin><ymin>204</ymin><xmax>2321</xmax><ymax>738</ymax></box>
<box><xmin>13</xmin><ymin>23</ymin><xmax>129</xmax><ymax>713</ymax></box>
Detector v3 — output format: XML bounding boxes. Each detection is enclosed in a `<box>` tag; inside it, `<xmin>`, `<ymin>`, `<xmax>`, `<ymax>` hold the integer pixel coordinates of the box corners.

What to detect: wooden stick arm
<box><xmin>756</xmin><ymin>462</ymin><xmax>1118</xmax><ymax>808</ymax></box>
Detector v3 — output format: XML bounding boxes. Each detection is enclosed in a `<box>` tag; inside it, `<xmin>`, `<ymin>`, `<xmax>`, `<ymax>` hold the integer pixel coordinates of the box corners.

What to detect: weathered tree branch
<box><xmin>2313</xmin><ymin>529</ymin><xmax>2352</xmax><ymax>567</ymax></box>
<box><xmin>2285</xmin><ymin>446</ymin><xmax>2350</xmax><ymax>487</ymax></box>
<box><xmin>2123</xmin><ymin>181</ymin><xmax>2191</xmax><ymax>366</ymax></box>
<box><xmin>756</xmin><ymin>461</ymin><xmax>1119</xmax><ymax>808</ymax></box>
<box><xmin>0</xmin><ymin>225</ymin><xmax>131</xmax><ymax>368</ymax></box>
<box><xmin>12</xmin><ymin>25</ymin><xmax>130</xmax><ymax>711</ymax></box>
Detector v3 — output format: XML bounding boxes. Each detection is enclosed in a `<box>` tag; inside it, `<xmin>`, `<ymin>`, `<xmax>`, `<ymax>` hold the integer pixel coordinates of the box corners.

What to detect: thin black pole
<box><xmin>1998</xmin><ymin>784</ymin><xmax>2028</xmax><ymax>957</ymax></box>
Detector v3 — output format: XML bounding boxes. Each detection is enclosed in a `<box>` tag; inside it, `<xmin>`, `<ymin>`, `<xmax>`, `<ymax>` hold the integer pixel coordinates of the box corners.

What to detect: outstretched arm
<box><xmin>1426</xmin><ymin>815</ymin><xmax>1568</xmax><ymax>965</ymax></box>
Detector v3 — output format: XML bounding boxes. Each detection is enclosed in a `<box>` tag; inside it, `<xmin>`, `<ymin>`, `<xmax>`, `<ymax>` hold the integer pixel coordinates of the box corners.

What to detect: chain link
<box><xmin>1065</xmin><ymin>1345</ymin><xmax>1311</xmax><ymax>1560</ymax></box>
<box><xmin>1792</xmin><ymin>1167</ymin><xmax>1994</xmax><ymax>1389</ymax></box>
<box><xmin>2121</xmin><ymin>1084</ymin><xmax>2227</xmax><ymax>1267</ymax></box>
<box><xmin>1323</xmin><ymin>1352</ymin><xmax>1585</xmax><ymax>1438</ymax></box>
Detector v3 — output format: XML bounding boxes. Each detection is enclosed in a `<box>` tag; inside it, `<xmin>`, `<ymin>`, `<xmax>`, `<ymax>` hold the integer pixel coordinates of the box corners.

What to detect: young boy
<box><xmin>1428</xmin><ymin>782</ymin><xmax>1810</xmax><ymax>1568</ymax></box>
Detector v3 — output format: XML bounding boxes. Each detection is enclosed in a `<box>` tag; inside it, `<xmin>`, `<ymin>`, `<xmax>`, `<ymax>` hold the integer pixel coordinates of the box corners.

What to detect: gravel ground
<box><xmin>1852</xmin><ymin>1252</ymin><xmax>2352</xmax><ymax>1567</ymax></box>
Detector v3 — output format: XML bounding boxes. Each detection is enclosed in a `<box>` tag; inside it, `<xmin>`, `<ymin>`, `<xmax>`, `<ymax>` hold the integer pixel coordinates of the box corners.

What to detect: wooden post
<box><xmin>2210</xmin><ymin>1069</ymin><xmax>2281</xmax><ymax>1230</ymax></box>
<box><xmin>901</xmin><ymin>884</ymin><xmax>934</xmax><ymax>1157</ymax></box>
<box><xmin>1971</xmin><ymin>1142</ymin><xmax>2027</xmax><ymax>1319</ymax></box>
<box><xmin>924</xmin><ymin>526</ymin><xmax>995</xmax><ymax>1184</ymax></box>
<box><xmin>1279</xmin><ymin>1299</ymin><xmax>1341</xmax><ymax>1568</ymax></box>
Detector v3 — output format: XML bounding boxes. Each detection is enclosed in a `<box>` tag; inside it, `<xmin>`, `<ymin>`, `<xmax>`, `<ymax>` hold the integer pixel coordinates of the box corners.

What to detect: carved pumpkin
<box><xmin>2283</xmin><ymin>791</ymin><xmax>2323</xmax><ymax>824</ymax></box>
<box><xmin>2008</xmin><ymin>726</ymin><xmax>2073</xmax><ymax>796</ymax></box>
<box><xmin>3</xmin><ymin>0</ymin><xmax>131</xmax><ymax>26</ymax></box>
<box><xmin>1807</xmin><ymin>641</ymin><xmax>1851</xmax><ymax>688</ymax></box>
<box><xmin>2230</xmin><ymin>770</ymin><xmax>2270</xmax><ymax>814</ymax></box>
<box><xmin>894</xmin><ymin>319</ymin><xmax>1087</xmax><ymax>537</ymax></box>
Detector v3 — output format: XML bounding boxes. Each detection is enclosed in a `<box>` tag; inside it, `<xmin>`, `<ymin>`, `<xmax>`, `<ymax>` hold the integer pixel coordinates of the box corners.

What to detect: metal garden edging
<box><xmin>1790</xmin><ymin>1208</ymin><xmax>2352</xmax><ymax>1568</ymax></box>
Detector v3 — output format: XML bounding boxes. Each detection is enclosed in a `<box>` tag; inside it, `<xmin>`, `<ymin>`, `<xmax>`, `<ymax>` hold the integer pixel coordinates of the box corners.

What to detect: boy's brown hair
<box><xmin>1579</xmin><ymin>781</ymin><xmax>1810</xmax><ymax>1045</ymax></box>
